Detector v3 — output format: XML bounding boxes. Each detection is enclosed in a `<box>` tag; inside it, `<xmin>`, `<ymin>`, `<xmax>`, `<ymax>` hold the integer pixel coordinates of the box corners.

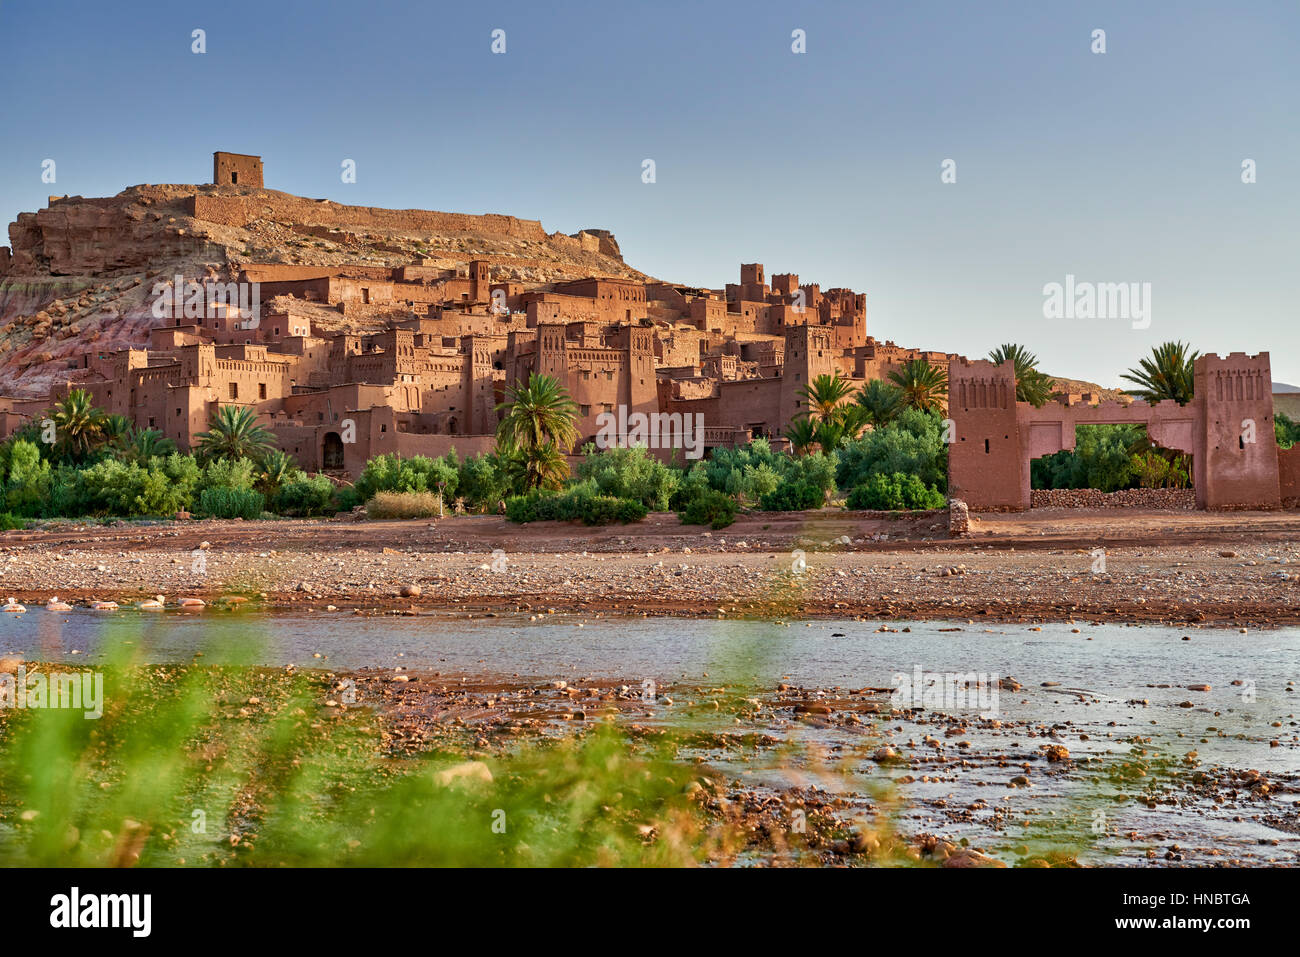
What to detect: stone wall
<box><xmin>1030</xmin><ymin>488</ymin><xmax>1197</xmax><ymax>509</ymax></box>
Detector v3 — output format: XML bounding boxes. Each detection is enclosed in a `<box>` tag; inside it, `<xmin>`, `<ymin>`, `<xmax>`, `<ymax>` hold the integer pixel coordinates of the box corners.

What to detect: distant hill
<box><xmin>1046</xmin><ymin>375</ymin><xmax>1130</xmax><ymax>404</ymax></box>
<box><xmin>1273</xmin><ymin>382</ymin><xmax>1299</xmax><ymax>393</ymax></box>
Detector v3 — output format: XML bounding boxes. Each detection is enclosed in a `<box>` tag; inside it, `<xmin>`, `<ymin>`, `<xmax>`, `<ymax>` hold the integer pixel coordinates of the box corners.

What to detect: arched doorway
<box><xmin>322</xmin><ymin>432</ymin><xmax>345</xmax><ymax>469</ymax></box>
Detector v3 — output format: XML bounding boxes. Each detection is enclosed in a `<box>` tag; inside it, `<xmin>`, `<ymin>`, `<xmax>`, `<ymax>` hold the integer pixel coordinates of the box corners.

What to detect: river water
<box><xmin>2</xmin><ymin>609</ymin><xmax>1296</xmax><ymax>865</ymax></box>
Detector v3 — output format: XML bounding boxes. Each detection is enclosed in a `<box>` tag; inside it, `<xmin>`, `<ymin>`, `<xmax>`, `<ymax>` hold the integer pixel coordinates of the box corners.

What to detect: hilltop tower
<box><xmin>213</xmin><ymin>152</ymin><xmax>263</xmax><ymax>188</ymax></box>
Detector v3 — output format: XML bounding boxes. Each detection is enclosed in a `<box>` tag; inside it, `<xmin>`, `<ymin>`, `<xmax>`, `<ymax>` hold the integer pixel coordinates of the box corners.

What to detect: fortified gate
<box><xmin>947</xmin><ymin>352</ymin><xmax>1300</xmax><ymax>510</ymax></box>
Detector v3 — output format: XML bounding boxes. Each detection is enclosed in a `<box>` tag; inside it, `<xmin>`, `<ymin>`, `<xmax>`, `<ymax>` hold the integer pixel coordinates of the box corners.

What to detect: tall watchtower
<box><xmin>946</xmin><ymin>358</ymin><xmax>1024</xmax><ymax>509</ymax></box>
<box><xmin>1194</xmin><ymin>352</ymin><xmax>1280</xmax><ymax>508</ymax></box>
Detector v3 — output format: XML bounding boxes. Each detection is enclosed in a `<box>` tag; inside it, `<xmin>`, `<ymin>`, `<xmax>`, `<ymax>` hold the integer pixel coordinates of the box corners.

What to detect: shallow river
<box><xmin>2</xmin><ymin>610</ymin><xmax>1297</xmax><ymax>865</ymax></box>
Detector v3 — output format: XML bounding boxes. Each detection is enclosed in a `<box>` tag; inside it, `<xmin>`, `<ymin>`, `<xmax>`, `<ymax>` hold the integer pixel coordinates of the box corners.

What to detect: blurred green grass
<box><xmin>0</xmin><ymin>630</ymin><xmax>726</xmax><ymax>867</ymax></box>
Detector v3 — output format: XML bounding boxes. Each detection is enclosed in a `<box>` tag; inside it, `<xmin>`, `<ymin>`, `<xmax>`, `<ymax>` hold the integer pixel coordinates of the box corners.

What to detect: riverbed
<box><xmin>2</xmin><ymin>609</ymin><xmax>1296</xmax><ymax>866</ymax></box>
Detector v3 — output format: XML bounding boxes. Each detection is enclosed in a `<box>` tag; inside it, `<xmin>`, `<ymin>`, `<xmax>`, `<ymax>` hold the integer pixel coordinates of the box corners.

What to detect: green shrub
<box><xmin>365</xmin><ymin>491</ymin><xmax>443</xmax><ymax>520</ymax></box>
<box><xmin>49</xmin><ymin>465</ymin><xmax>89</xmax><ymax>517</ymax></box>
<box><xmin>353</xmin><ymin>453</ymin><xmax>458</xmax><ymax>503</ymax></box>
<box><xmin>457</xmin><ymin>453</ymin><xmax>509</xmax><ymax>512</ymax></box>
<box><xmin>576</xmin><ymin>445</ymin><xmax>680</xmax><ymax>511</ymax></box>
<box><xmin>198</xmin><ymin>487</ymin><xmax>264</xmax><ymax>520</ymax></box>
<box><xmin>0</xmin><ymin>513</ymin><xmax>27</xmax><ymax>530</ymax></box>
<box><xmin>672</xmin><ymin>439</ymin><xmax>836</xmax><ymax>509</ymax></box>
<box><xmin>759</xmin><ymin>480</ymin><xmax>823</xmax><ymax>511</ymax></box>
<box><xmin>677</xmin><ymin>489</ymin><xmax>737</xmax><ymax>529</ymax></box>
<box><xmin>1</xmin><ymin>439</ymin><xmax>52</xmax><ymax>517</ymax></box>
<box><xmin>836</xmin><ymin>408</ymin><xmax>947</xmax><ymax>492</ymax></box>
<box><xmin>846</xmin><ymin>472</ymin><xmax>946</xmax><ymax>510</ymax></box>
<box><xmin>76</xmin><ymin>459</ymin><xmax>195</xmax><ymax>516</ymax></box>
<box><xmin>506</xmin><ymin>486</ymin><xmax>646</xmax><ymax>525</ymax></box>
<box><xmin>1031</xmin><ymin>424</ymin><xmax>1143</xmax><ymax>491</ymax></box>
<box><xmin>201</xmin><ymin>456</ymin><xmax>258</xmax><ymax>492</ymax></box>
<box><xmin>1276</xmin><ymin>412</ymin><xmax>1300</xmax><ymax>449</ymax></box>
<box><xmin>272</xmin><ymin>475</ymin><xmax>337</xmax><ymax>516</ymax></box>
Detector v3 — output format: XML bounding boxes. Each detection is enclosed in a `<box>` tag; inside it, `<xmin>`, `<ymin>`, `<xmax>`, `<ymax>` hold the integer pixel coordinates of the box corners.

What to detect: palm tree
<box><xmin>854</xmin><ymin>379</ymin><xmax>904</xmax><ymax>429</ymax></box>
<box><xmin>256</xmin><ymin>449</ymin><xmax>301</xmax><ymax>495</ymax></box>
<box><xmin>194</xmin><ymin>405</ymin><xmax>275</xmax><ymax>462</ymax></box>
<box><xmin>797</xmin><ymin>373</ymin><xmax>854</xmax><ymax>421</ymax></box>
<box><xmin>813</xmin><ymin>417</ymin><xmax>848</xmax><ymax>453</ymax></box>
<box><xmin>888</xmin><ymin>359</ymin><xmax>948</xmax><ymax>413</ymax></box>
<box><xmin>1121</xmin><ymin>341</ymin><xmax>1199</xmax><ymax>405</ymax></box>
<box><xmin>496</xmin><ymin>373</ymin><xmax>579</xmax><ymax>454</ymax></box>
<box><xmin>784</xmin><ymin>416</ymin><xmax>818</xmax><ymax>456</ymax></box>
<box><xmin>47</xmin><ymin>389</ymin><xmax>105</xmax><ymax>462</ymax></box>
<box><xmin>504</xmin><ymin>442</ymin><xmax>570</xmax><ymax>492</ymax></box>
<box><xmin>100</xmin><ymin>414</ymin><xmax>134</xmax><ymax>451</ymax></box>
<box><xmin>125</xmin><ymin>428</ymin><xmax>177</xmax><ymax>463</ymax></box>
<box><xmin>837</xmin><ymin>402</ymin><xmax>872</xmax><ymax>441</ymax></box>
<box><xmin>988</xmin><ymin>343</ymin><xmax>1052</xmax><ymax>408</ymax></box>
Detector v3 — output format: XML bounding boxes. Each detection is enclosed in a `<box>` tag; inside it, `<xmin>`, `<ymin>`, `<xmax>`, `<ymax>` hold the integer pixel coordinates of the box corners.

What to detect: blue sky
<box><xmin>1</xmin><ymin>0</ymin><xmax>1296</xmax><ymax>386</ymax></box>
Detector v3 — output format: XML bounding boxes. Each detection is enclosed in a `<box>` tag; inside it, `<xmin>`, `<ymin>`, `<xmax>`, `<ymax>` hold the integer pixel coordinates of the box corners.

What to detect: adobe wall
<box><xmin>1278</xmin><ymin>446</ymin><xmax>1300</xmax><ymax>503</ymax></box>
<box><xmin>241</xmin><ymin>264</ymin><xmax>396</xmax><ymax>283</ymax></box>
<box><xmin>187</xmin><ymin>194</ymin><xmax>547</xmax><ymax>242</ymax></box>
<box><xmin>718</xmin><ymin>377</ymin><xmax>782</xmax><ymax>439</ymax></box>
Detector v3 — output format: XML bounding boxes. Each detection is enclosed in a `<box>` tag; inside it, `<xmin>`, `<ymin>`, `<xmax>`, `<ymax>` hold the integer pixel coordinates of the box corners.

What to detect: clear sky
<box><xmin>1</xmin><ymin>0</ymin><xmax>1296</xmax><ymax>387</ymax></box>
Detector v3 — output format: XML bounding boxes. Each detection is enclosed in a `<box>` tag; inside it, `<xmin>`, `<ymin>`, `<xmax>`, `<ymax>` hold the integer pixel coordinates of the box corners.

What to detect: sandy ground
<box><xmin>1</xmin><ymin>508</ymin><xmax>1298</xmax><ymax>625</ymax></box>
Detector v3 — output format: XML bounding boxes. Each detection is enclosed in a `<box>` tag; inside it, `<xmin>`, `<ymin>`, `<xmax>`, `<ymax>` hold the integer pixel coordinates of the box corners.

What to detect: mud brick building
<box><xmin>0</xmin><ymin>151</ymin><xmax>1293</xmax><ymax>509</ymax></box>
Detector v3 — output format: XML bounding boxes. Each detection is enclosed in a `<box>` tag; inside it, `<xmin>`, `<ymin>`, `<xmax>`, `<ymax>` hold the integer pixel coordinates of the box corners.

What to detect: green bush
<box><xmin>572</xmin><ymin>495</ymin><xmax>648</xmax><ymax>525</ymax></box>
<box><xmin>1</xmin><ymin>439</ymin><xmax>52</xmax><ymax>517</ymax></box>
<box><xmin>1275</xmin><ymin>412</ymin><xmax>1300</xmax><ymax>450</ymax></box>
<box><xmin>75</xmin><ymin>458</ymin><xmax>195</xmax><ymax>516</ymax></box>
<box><xmin>576</xmin><ymin>445</ymin><xmax>680</xmax><ymax>511</ymax></box>
<box><xmin>201</xmin><ymin>456</ymin><xmax>258</xmax><ymax>492</ymax></box>
<box><xmin>671</xmin><ymin>439</ymin><xmax>837</xmax><ymax>511</ymax></box>
<box><xmin>198</xmin><ymin>487</ymin><xmax>264</xmax><ymax>520</ymax></box>
<box><xmin>49</xmin><ymin>465</ymin><xmax>89</xmax><ymax>517</ymax></box>
<box><xmin>1031</xmin><ymin>424</ymin><xmax>1143</xmax><ymax>491</ymax></box>
<box><xmin>677</xmin><ymin>489</ymin><xmax>737</xmax><ymax>529</ymax></box>
<box><xmin>506</xmin><ymin>486</ymin><xmax>646</xmax><ymax>525</ymax></box>
<box><xmin>759</xmin><ymin>480</ymin><xmax>824</xmax><ymax>511</ymax></box>
<box><xmin>0</xmin><ymin>513</ymin><xmax>27</xmax><ymax>530</ymax></box>
<box><xmin>272</xmin><ymin>475</ymin><xmax>337</xmax><ymax>516</ymax></box>
<box><xmin>353</xmin><ymin>452</ymin><xmax>458</xmax><ymax>503</ymax></box>
<box><xmin>456</xmin><ymin>453</ymin><xmax>509</xmax><ymax>512</ymax></box>
<box><xmin>846</xmin><ymin>472</ymin><xmax>946</xmax><ymax>510</ymax></box>
<box><xmin>836</xmin><ymin>408</ymin><xmax>947</xmax><ymax>492</ymax></box>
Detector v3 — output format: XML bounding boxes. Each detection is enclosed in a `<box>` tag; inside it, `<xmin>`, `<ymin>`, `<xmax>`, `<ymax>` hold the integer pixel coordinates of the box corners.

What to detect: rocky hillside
<box><xmin>0</xmin><ymin>184</ymin><xmax>643</xmax><ymax>396</ymax></box>
<box><xmin>1047</xmin><ymin>375</ymin><xmax>1131</xmax><ymax>404</ymax></box>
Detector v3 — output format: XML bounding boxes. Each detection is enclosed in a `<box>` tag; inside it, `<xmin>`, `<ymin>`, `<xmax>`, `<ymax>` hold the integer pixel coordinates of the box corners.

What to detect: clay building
<box><xmin>212</xmin><ymin>152</ymin><xmax>264</xmax><ymax>189</ymax></box>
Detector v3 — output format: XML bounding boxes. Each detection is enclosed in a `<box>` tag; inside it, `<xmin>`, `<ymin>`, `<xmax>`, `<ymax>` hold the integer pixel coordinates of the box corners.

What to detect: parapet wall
<box><xmin>187</xmin><ymin>193</ymin><xmax>548</xmax><ymax>241</ymax></box>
